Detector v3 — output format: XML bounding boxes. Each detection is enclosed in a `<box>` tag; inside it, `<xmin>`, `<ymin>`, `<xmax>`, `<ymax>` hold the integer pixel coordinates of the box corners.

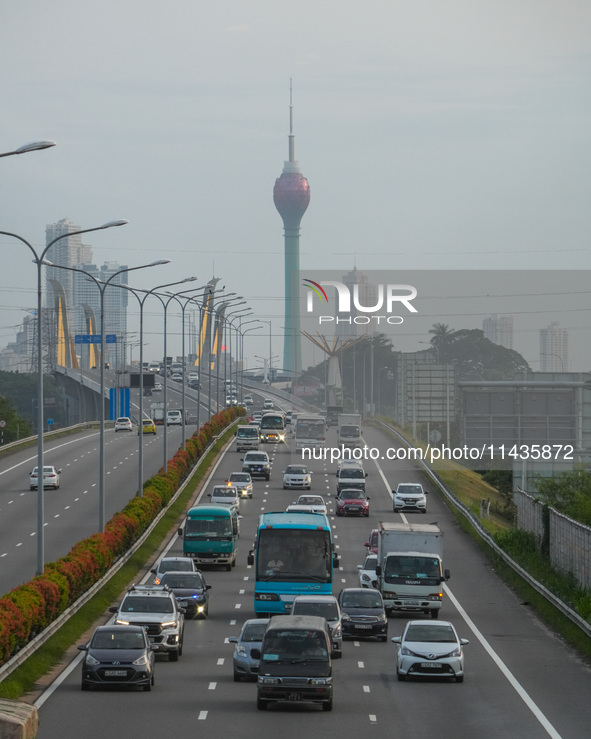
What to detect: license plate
<box><xmin>354</xmin><ymin>624</ymin><xmax>372</xmax><ymax>629</ymax></box>
<box><xmin>420</xmin><ymin>662</ymin><xmax>438</xmax><ymax>669</ymax></box>
<box><xmin>405</xmin><ymin>600</ymin><xmax>419</xmax><ymax>606</ymax></box>
<box><xmin>287</xmin><ymin>692</ymin><xmax>303</xmax><ymax>701</ymax></box>
<box><xmin>104</xmin><ymin>670</ymin><xmax>127</xmax><ymax>677</ymax></box>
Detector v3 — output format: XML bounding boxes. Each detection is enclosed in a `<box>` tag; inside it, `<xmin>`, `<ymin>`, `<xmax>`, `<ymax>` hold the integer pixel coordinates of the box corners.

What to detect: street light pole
<box><xmin>0</xmin><ymin>140</ymin><xmax>56</xmax><ymax>158</ymax></box>
<box><xmin>1</xmin><ymin>219</ymin><xmax>128</xmax><ymax>573</ymax></box>
<box><xmin>44</xmin><ymin>257</ymin><xmax>169</xmax><ymax>531</ymax></box>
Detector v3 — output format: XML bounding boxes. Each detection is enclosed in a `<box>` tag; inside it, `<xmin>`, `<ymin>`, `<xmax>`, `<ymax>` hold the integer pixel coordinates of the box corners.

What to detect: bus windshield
<box><xmin>259</xmin><ymin>414</ymin><xmax>284</xmax><ymax>430</ymax></box>
<box><xmin>256</xmin><ymin>528</ymin><xmax>331</xmax><ymax>582</ymax></box>
<box><xmin>185</xmin><ymin>517</ymin><xmax>232</xmax><ymax>538</ymax></box>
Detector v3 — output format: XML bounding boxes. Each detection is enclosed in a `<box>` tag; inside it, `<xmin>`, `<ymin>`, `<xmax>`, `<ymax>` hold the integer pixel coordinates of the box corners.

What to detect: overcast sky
<box><xmin>1</xmin><ymin>1</ymin><xmax>590</xmax><ymax>371</ymax></box>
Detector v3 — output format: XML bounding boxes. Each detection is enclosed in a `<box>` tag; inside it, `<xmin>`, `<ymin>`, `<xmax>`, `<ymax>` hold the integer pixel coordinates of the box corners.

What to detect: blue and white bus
<box><xmin>247</xmin><ymin>511</ymin><xmax>339</xmax><ymax>615</ymax></box>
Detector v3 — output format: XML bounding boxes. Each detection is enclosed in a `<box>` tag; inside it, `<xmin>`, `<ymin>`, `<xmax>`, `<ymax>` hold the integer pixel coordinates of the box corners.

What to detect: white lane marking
<box><xmin>235</xmin><ymin>603</ymin><xmax>241</xmax><ymax>609</ymax></box>
<box><xmin>0</xmin><ymin>553</ymin><xmax>6</xmax><ymax>557</ymax></box>
<box><xmin>230</xmin><ymin>620</ymin><xmax>236</xmax><ymax>625</ymax></box>
<box><xmin>369</xmin><ymin>715</ymin><xmax>377</xmax><ymax>724</ymax></box>
<box><xmin>16</xmin><ymin>543</ymin><xmax>22</xmax><ymax>547</ymax></box>
<box><xmin>208</xmin><ymin>682</ymin><xmax>216</xmax><ymax>690</ymax></box>
<box><xmin>444</xmin><ymin>583</ymin><xmax>562</xmax><ymax>738</ymax></box>
<box><xmin>198</xmin><ymin>711</ymin><xmax>207</xmax><ymax>720</ymax></box>
<box><xmin>243</xmin><ymin>576</ymin><xmax>249</xmax><ymax>581</ymax></box>
<box><xmin>239</xmin><ymin>589</ymin><xmax>245</xmax><ymax>594</ymax></box>
<box><xmin>358</xmin><ymin>661</ymin><xmax>364</xmax><ymax>668</ymax></box>
<box><xmin>363</xmin><ymin>685</ymin><xmax>370</xmax><ymax>693</ymax></box>
<box><xmin>217</xmin><ymin>658</ymin><xmax>224</xmax><ymax>665</ymax></box>
<box><xmin>0</xmin><ymin>431</ymin><xmax>100</xmax><ymax>476</ymax></box>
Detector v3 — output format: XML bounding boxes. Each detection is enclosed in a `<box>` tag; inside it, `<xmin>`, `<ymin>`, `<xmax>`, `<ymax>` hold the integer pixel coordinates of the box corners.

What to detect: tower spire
<box><xmin>288</xmin><ymin>78</ymin><xmax>295</xmax><ymax>163</ymax></box>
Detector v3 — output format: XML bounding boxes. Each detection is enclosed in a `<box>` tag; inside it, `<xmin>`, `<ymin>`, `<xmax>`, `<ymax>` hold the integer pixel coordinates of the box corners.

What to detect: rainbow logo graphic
<box><xmin>302</xmin><ymin>278</ymin><xmax>329</xmax><ymax>303</ymax></box>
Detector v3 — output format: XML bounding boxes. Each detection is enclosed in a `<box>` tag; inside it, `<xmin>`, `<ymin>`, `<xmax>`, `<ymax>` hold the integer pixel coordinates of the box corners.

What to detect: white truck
<box><xmin>376</xmin><ymin>522</ymin><xmax>450</xmax><ymax>619</ymax></box>
<box><xmin>235</xmin><ymin>424</ymin><xmax>260</xmax><ymax>452</ymax></box>
<box><xmin>151</xmin><ymin>402</ymin><xmax>165</xmax><ymax>426</ymax></box>
<box><xmin>337</xmin><ymin>413</ymin><xmax>362</xmax><ymax>448</ymax></box>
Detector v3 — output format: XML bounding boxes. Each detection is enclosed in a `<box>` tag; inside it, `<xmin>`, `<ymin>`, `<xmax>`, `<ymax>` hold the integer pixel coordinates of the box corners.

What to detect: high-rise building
<box><xmin>45</xmin><ymin>219</ymin><xmax>92</xmax><ymax>320</ymax></box>
<box><xmin>273</xmin><ymin>82</ymin><xmax>310</xmax><ymax>379</ymax></box>
<box><xmin>539</xmin><ymin>322</ymin><xmax>568</xmax><ymax>371</ymax></box>
<box><xmin>483</xmin><ymin>314</ymin><xmax>514</xmax><ymax>349</ymax></box>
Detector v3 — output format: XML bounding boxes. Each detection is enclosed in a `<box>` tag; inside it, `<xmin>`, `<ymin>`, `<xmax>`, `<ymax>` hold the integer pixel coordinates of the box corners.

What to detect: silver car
<box><xmin>290</xmin><ymin>594</ymin><xmax>343</xmax><ymax>658</ymax></box>
<box><xmin>228</xmin><ymin>618</ymin><xmax>269</xmax><ymax>681</ymax></box>
<box><xmin>227</xmin><ymin>472</ymin><xmax>253</xmax><ymax>499</ymax></box>
<box><xmin>392</xmin><ymin>620</ymin><xmax>469</xmax><ymax>682</ymax></box>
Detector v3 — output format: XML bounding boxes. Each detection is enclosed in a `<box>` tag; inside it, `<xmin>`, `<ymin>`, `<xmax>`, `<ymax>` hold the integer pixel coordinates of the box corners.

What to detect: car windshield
<box><xmin>286</xmin><ymin>467</ymin><xmax>307</xmax><ymax>475</ymax></box>
<box><xmin>298</xmin><ymin>497</ymin><xmax>322</xmax><ymax>505</ymax></box>
<box><xmin>230</xmin><ymin>474</ymin><xmax>250</xmax><ymax>482</ymax></box>
<box><xmin>120</xmin><ymin>596</ymin><xmax>174</xmax><ymax>613</ymax></box>
<box><xmin>262</xmin><ymin>630</ymin><xmax>328</xmax><ymax>661</ymax></box>
<box><xmin>292</xmin><ymin>602</ymin><xmax>338</xmax><ymax>621</ymax></box>
<box><xmin>341</xmin><ymin>591</ymin><xmax>383</xmax><ymax>609</ymax></box>
<box><xmin>159</xmin><ymin>560</ymin><xmax>193</xmax><ymax>573</ymax></box>
<box><xmin>341</xmin><ymin>490</ymin><xmax>365</xmax><ymax>499</ymax></box>
<box><xmin>91</xmin><ymin>631</ymin><xmax>146</xmax><ymax>650</ymax></box>
<box><xmin>160</xmin><ymin>573</ymin><xmax>204</xmax><ymax>589</ymax></box>
<box><xmin>213</xmin><ymin>489</ymin><xmax>236</xmax><ymax>498</ymax></box>
<box><xmin>363</xmin><ymin>556</ymin><xmax>377</xmax><ymax>571</ymax></box>
<box><xmin>341</xmin><ymin>468</ymin><xmax>364</xmax><ymax>478</ymax></box>
<box><xmin>398</xmin><ymin>485</ymin><xmax>423</xmax><ymax>495</ymax></box>
<box><xmin>247</xmin><ymin>454</ymin><xmax>267</xmax><ymax>462</ymax></box>
<box><xmin>405</xmin><ymin>624</ymin><xmax>456</xmax><ymax>643</ymax></box>
<box><xmin>242</xmin><ymin>622</ymin><xmax>268</xmax><ymax>642</ymax></box>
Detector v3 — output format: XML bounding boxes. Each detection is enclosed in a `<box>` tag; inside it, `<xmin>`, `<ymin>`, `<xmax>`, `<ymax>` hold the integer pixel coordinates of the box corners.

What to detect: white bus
<box><xmin>294</xmin><ymin>415</ymin><xmax>326</xmax><ymax>450</ymax></box>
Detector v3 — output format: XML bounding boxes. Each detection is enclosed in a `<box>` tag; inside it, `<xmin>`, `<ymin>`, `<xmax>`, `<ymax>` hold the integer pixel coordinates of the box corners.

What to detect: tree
<box><xmin>534</xmin><ymin>469</ymin><xmax>591</xmax><ymax>526</ymax></box>
<box><xmin>428</xmin><ymin>323</ymin><xmax>454</xmax><ymax>362</ymax></box>
<box><xmin>0</xmin><ymin>395</ymin><xmax>32</xmax><ymax>442</ymax></box>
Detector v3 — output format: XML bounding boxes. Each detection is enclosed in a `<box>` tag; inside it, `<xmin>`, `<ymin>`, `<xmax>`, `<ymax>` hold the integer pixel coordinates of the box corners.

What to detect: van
<box><xmin>253</xmin><ymin>615</ymin><xmax>333</xmax><ymax>711</ymax></box>
<box><xmin>235</xmin><ymin>425</ymin><xmax>259</xmax><ymax>451</ymax></box>
<box><xmin>336</xmin><ymin>463</ymin><xmax>367</xmax><ymax>493</ymax></box>
<box><xmin>263</xmin><ymin>398</ymin><xmax>273</xmax><ymax>409</ymax></box>
<box><xmin>166</xmin><ymin>409</ymin><xmax>183</xmax><ymax>426</ymax></box>
<box><xmin>178</xmin><ymin>505</ymin><xmax>240</xmax><ymax>571</ymax></box>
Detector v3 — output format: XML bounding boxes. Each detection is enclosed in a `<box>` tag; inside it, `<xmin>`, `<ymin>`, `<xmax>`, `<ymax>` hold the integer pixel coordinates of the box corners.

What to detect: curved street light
<box><xmin>0</xmin><ymin>140</ymin><xmax>56</xmax><ymax>158</ymax></box>
<box><xmin>0</xmin><ymin>219</ymin><xmax>128</xmax><ymax>574</ymax></box>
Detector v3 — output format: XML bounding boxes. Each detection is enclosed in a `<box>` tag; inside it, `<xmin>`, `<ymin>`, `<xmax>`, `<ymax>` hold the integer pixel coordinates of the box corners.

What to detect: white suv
<box><xmin>393</xmin><ymin>482</ymin><xmax>428</xmax><ymax>513</ymax></box>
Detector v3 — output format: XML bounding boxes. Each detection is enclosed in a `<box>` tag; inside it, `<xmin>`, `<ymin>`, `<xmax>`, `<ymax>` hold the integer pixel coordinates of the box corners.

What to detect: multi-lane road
<box><xmin>30</xmin><ymin>417</ymin><xmax>591</xmax><ymax>738</ymax></box>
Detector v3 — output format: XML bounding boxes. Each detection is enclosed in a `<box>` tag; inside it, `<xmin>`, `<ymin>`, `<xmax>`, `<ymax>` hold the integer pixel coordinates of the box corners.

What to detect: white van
<box><xmin>263</xmin><ymin>398</ymin><xmax>273</xmax><ymax>409</ymax></box>
<box><xmin>166</xmin><ymin>409</ymin><xmax>183</xmax><ymax>426</ymax></box>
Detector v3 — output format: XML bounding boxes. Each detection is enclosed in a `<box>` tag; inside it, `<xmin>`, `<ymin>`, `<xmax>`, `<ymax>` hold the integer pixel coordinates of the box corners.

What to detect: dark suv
<box><xmin>241</xmin><ymin>451</ymin><xmax>271</xmax><ymax>480</ymax></box>
<box><xmin>109</xmin><ymin>584</ymin><xmax>185</xmax><ymax>662</ymax></box>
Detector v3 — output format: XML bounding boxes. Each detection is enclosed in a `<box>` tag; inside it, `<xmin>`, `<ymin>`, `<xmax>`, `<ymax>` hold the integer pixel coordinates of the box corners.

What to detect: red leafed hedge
<box><xmin>0</xmin><ymin>407</ymin><xmax>243</xmax><ymax>665</ymax></box>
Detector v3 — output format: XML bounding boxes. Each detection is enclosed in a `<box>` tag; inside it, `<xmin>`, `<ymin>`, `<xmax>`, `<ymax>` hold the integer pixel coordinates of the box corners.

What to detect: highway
<box><xmin>0</xmin><ymin>378</ymin><xmax>224</xmax><ymax>594</ymax></box>
<box><xmin>33</xmin><ymin>420</ymin><xmax>591</xmax><ymax>738</ymax></box>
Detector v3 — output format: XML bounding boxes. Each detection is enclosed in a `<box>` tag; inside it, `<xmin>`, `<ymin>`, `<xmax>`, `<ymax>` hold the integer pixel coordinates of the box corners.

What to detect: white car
<box><xmin>114</xmin><ymin>417</ymin><xmax>133</xmax><ymax>432</ymax></box>
<box><xmin>188</xmin><ymin>371</ymin><xmax>199</xmax><ymax>382</ymax></box>
<box><xmin>150</xmin><ymin>556</ymin><xmax>196</xmax><ymax>585</ymax></box>
<box><xmin>208</xmin><ymin>484</ymin><xmax>240</xmax><ymax>510</ymax></box>
<box><xmin>282</xmin><ymin>464</ymin><xmax>312</xmax><ymax>490</ymax></box>
<box><xmin>166</xmin><ymin>410</ymin><xmax>183</xmax><ymax>426</ymax></box>
<box><xmin>393</xmin><ymin>482</ymin><xmax>428</xmax><ymax>514</ymax></box>
<box><xmin>152</xmin><ymin>381</ymin><xmax>163</xmax><ymax>392</ymax></box>
<box><xmin>243</xmin><ymin>395</ymin><xmax>253</xmax><ymax>405</ymax></box>
<box><xmin>227</xmin><ymin>472</ymin><xmax>253</xmax><ymax>499</ymax></box>
<box><xmin>357</xmin><ymin>553</ymin><xmax>378</xmax><ymax>589</ymax></box>
<box><xmin>170</xmin><ymin>372</ymin><xmax>183</xmax><ymax>382</ymax></box>
<box><xmin>392</xmin><ymin>620</ymin><xmax>469</xmax><ymax>682</ymax></box>
<box><xmin>263</xmin><ymin>398</ymin><xmax>273</xmax><ymax>409</ymax></box>
<box><xmin>293</xmin><ymin>495</ymin><xmax>327</xmax><ymax>514</ymax></box>
<box><xmin>30</xmin><ymin>465</ymin><xmax>61</xmax><ymax>490</ymax></box>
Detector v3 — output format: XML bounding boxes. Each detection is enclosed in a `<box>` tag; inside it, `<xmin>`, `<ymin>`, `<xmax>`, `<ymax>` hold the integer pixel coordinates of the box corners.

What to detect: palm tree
<box><xmin>428</xmin><ymin>323</ymin><xmax>454</xmax><ymax>362</ymax></box>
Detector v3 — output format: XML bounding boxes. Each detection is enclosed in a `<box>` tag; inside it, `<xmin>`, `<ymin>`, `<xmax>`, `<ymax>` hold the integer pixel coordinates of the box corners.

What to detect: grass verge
<box><xmin>0</xmin><ymin>426</ymin><xmax>236</xmax><ymax>700</ymax></box>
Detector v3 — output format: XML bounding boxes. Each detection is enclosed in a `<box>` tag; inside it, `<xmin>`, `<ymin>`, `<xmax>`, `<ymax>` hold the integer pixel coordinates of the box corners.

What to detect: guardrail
<box><xmin>373</xmin><ymin>418</ymin><xmax>591</xmax><ymax>639</ymax></box>
<box><xmin>0</xmin><ymin>420</ymin><xmax>238</xmax><ymax>681</ymax></box>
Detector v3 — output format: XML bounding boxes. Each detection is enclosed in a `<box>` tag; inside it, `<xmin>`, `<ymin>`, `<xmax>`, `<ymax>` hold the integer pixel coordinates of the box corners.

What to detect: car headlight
<box><xmin>333</xmin><ymin>626</ymin><xmax>342</xmax><ymax>638</ymax></box>
<box><xmin>132</xmin><ymin>654</ymin><xmax>149</xmax><ymax>666</ymax></box>
<box><xmin>261</xmin><ymin>677</ymin><xmax>280</xmax><ymax>684</ymax></box>
<box><xmin>255</xmin><ymin>592</ymin><xmax>279</xmax><ymax>601</ymax></box>
<box><xmin>85</xmin><ymin>654</ymin><xmax>100</xmax><ymax>666</ymax></box>
<box><xmin>161</xmin><ymin>620</ymin><xmax>178</xmax><ymax>629</ymax></box>
<box><xmin>447</xmin><ymin>647</ymin><xmax>462</xmax><ymax>658</ymax></box>
<box><xmin>377</xmin><ymin>612</ymin><xmax>387</xmax><ymax>623</ymax></box>
<box><xmin>115</xmin><ymin>618</ymin><xmax>130</xmax><ymax>626</ymax></box>
<box><xmin>236</xmin><ymin>646</ymin><xmax>247</xmax><ymax>657</ymax></box>
<box><xmin>400</xmin><ymin>646</ymin><xmax>419</xmax><ymax>657</ymax></box>
<box><xmin>310</xmin><ymin>677</ymin><xmax>331</xmax><ymax>685</ymax></box>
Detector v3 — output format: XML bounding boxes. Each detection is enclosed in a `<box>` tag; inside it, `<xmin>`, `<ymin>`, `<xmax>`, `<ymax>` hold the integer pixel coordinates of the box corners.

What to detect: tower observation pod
<box><xmin>273</xmin><ymin>80</ymin><xmax>310</xmax><ymax>380</ymax></box>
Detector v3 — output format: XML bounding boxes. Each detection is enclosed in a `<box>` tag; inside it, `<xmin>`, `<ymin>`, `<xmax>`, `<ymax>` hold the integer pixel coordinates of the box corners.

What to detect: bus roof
<box><xmin>187</xmin><ymin>505</ymin><xmax>235</xmax><ymax>518</ymax></box>
<box><xmin>257</xmin><ymin>511</ymin><xmax>331</xmax><ymax>530</ymax></box>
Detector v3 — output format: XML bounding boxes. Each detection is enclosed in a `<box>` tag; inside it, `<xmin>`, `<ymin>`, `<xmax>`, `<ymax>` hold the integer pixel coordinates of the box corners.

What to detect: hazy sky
<box><xmin>1</xmin><ymin>1</ymin><xmax>590</xmax><ymax>370</ymax></box>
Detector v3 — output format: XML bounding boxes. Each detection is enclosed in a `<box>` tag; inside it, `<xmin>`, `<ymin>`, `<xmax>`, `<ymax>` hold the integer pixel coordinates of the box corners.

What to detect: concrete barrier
<box><xmin>0</xmin><ymin>699</ymin><xmax>38</xmax><ymax>739</ymax></box>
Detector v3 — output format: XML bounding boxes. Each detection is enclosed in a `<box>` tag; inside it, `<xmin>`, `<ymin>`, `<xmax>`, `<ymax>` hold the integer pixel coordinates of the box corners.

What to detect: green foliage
<box><xmin>0</xmin><ymin>395</ymin><xmax>33</xmax><ymax>442</ymax></box>
<box><xmin>0</xmin><ymin>370</ymin><xmax>66</xmax><ymax>431</ymax></box>
<box><xmin>533</xmin><ymin>468</ymin><xmax>591</xmax><ymax>526</ymax></box>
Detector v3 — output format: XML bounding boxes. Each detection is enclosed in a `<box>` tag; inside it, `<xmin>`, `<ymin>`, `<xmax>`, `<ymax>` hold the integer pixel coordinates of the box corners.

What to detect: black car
<box><xmin>159</xmin><ymin>571</ymin><xmax>211</xmax><ymax>619</ymax></box>
<box><xmin>337</xmin><ymin>588</ymin><xmax>388</xmax><ymax>641</ymax></box>
<box><xmin>78</xmin><ymin>625</ymin><xmax>155</xmax><ymax>691</ymax></box>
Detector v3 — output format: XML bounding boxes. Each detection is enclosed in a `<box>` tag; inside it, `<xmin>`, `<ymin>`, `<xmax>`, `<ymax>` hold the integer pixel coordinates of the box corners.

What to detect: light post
<box><xmin>225</xmin><ymin>308</ymin><xmax>252</xmax><ymax>398</ymax></box>
<box><xmin>1</xmin><ymin>219</ymin><xmax>128</xmax><ymax>574</ymax></box>
<box><xmin>237</xmin><ymin>322</ymin><xmax>263</xmax><ymax>398</ymax></box>
<box><xmin>0</xmin><ymin>140</ymin><xmax>56</xmax><ymax>158</ymax></box>
<box><xmin>377</xmin><ymin>366</ymin><xmax>389</xmax><ymax>416</ymax></box>
<box><xmin>214</xmin><ymin>298</ymin><xmax>245</xmax><ymax>412</ymax></box>
<box><xmin>42</xmin><ymin>257</ymin><xmax>169</xmax><ymax>531</ymax></box>
<box><xmin>116</xmin><ymin>278</ymin><xmax>198</xmax><ymax>496</ymax></box>
<box><xmin>259</xmin><ymin>320</ymin><xmax>272</xmax><ymax>383</ymax></box>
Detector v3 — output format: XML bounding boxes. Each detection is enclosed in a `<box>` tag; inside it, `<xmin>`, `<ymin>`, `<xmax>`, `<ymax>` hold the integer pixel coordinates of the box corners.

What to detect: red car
<box><xmin>364</xmin><ymin>528</ymin><xmax>378</xmax><ymax>554</ymax></box>
<box><xmin>335</xmin><ymin>488</ymin><xmax>370</xmax><ymax>517</ymax></box>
